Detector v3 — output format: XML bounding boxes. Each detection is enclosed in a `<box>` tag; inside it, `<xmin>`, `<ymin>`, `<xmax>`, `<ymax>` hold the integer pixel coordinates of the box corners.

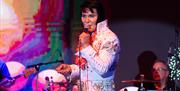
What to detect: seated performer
<box><xmin>151</xmin><ymin>59</ymin><xmax>180</xmax><ymax>91</ymax></box>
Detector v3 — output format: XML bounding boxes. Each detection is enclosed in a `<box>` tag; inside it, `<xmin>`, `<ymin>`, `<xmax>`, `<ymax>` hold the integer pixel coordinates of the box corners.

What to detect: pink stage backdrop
<box><xmin>0</xmin><ymin>0</ymin><xmax>65</xmax><ymax>90</ymax></box>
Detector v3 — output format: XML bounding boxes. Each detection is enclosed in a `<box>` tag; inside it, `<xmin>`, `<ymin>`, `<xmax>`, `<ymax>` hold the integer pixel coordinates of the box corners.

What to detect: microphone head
<box><xmin>83</xmin><ymin>28</ymin><xmax>88</xmax><ymax>32</ymax></box>
<box><xmin>83</xmin><ymin>28</ymin><xmax>93</xmax><ymax>36</ymax></box>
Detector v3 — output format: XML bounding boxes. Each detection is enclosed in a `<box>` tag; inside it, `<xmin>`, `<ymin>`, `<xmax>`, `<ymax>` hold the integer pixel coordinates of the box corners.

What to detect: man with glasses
<box><xmin>151</xmin><ymin>59</ymin><xmax>180</xmax><ymax>91</ymax></box>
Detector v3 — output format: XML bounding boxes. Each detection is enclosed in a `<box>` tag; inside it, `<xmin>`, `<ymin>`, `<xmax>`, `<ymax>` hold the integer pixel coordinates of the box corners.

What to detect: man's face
<box><xmin>81</xmin><ymin>8</ymin><xmax>98</xmax><ymax>32</ymax></box>
<box><xmin>152</xmin><ymin>62</ymin><xmax>169</xmax><ymax>81</ymax></box>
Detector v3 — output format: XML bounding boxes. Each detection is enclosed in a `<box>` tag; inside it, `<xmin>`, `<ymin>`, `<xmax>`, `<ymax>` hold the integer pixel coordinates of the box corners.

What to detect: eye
<box><xmin>89</xmin><ymin>14</ymin><xmax>95</xmax><ymax>18</ymax></box>
<box><xmin>82</xmin><ymin>14</ymin><xmax>86</xmax><ymax>18</ymax></box>
<box><xmin>152</xmin><ymin>68</ymin><xmax>168</xmax><ymax>72</ymax></box>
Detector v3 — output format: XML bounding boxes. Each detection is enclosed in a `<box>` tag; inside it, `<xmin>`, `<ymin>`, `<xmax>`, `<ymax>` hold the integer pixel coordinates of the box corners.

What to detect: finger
<box><xmin>60</xmin><ymin>69</ymin><xmax>69</xmax><ymax>75</ymax></box>
<box><xmin>56</xmin><ymin>65</ymin><xmax>64</xmax><ymax>71</ymax></box>
<box><xmin>56</xmin><ymin>66</ymin><xmax>62</xmax><ymax>70</ymax></box>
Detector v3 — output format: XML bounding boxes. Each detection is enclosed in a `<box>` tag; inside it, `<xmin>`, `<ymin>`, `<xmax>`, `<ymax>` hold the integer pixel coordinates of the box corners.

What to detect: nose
<box><xmin>84</xmin><ymin>17</ymin><xmax>90</xmax><ymax>23</ymax></box>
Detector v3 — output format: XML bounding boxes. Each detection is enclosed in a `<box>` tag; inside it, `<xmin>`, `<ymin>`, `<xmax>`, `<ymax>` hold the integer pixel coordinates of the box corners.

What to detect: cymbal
<box><xmin>121</xmin><ymin>79</ymin><xmax>159</xmax><ymax>83</ymax></box>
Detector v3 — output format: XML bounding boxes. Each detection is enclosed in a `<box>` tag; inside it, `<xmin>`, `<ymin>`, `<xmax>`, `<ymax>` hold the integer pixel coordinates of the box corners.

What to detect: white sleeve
<box><xmin>76</xmin><ymin>37</ymin><xmax>120</xmax><ymax>76</ymax></box>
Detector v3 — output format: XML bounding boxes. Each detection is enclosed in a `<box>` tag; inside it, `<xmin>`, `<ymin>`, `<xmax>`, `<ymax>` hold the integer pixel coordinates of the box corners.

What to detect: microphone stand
<box><xmin>27</xmin><ymin>60</ymin><xmax>64</xmax><ymax>68</ymax></box>
<box><xmin>78</xmin><ymin>28</ymin><xmax>92</xmax><ymax>91</ymax></box>
<box><xmin>78</xmin><ymin>38</ymin><xmax>82</xmax><ymax>91</ymax></box>
<box><xmin>27</xmin><ymin>60</ymin><xmax>64</xmax><ymax>91</ymax></box>
<box><xmin>35</xmin><ymin>65</ymin><xmax>40</xmax><ymax>91</ymax></box>
<box><xmin>139</xmin><ymin>74</ymin><xmax>145</xmax><ymax>91</ymax></box>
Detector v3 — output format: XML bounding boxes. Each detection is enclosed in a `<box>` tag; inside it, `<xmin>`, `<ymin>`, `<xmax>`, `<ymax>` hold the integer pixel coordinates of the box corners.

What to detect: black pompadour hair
<box><xmin>80</xmin><ymin>0</ymin><xmax>106</xmax><ymax>23</ymax></box>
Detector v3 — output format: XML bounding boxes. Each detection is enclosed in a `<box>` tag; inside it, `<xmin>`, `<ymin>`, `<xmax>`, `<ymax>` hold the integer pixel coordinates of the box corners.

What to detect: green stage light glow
<box><xmin>168</xmin><ymin>47</ymin><xmax>180</xmax><ymax>80</ymax></box>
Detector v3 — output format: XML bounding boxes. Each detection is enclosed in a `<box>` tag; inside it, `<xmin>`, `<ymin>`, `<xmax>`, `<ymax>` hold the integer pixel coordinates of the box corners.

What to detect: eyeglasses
<box><xmin>152</xmin><ymin>68</ymin><xmax>168</xmax><ymax>72</ymax></box>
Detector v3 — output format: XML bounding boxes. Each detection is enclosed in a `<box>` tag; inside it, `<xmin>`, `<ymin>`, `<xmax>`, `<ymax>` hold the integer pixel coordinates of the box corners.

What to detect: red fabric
<box><xmin>74</xmin><ymin>56</ymin><xmax>87</xmax><ymax>70</ymax></box>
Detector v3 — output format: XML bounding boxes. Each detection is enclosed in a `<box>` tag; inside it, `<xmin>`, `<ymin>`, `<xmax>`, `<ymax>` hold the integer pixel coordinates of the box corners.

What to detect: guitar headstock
<box><xmin>24</xmin><ymin>67</ymin><xmax>37</xmax><ymax>78</ymax></box>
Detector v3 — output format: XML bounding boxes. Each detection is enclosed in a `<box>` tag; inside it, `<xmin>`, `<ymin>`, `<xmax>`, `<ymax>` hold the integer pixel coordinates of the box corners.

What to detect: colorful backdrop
<box><xmin>1</xmin><ymin>0</ymin><xmax>66</xmax><ymax>90</ymax></box>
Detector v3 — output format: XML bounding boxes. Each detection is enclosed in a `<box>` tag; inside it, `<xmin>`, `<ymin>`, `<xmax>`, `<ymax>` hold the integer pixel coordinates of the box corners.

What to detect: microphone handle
<box><xmin>83</xmin><ymin>28</ymin><xmax>93</xmax><ymax>36</ymax></box>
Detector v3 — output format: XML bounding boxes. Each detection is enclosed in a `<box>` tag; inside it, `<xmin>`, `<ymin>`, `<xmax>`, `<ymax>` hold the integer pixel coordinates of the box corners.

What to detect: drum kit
<box><xmin>3</xmin><ymin>61</ymin><xmax>71</xmax><ymax>91</ymax></box>
<box><xmin>32</xmin><ymin>69</ymin><xmax>68</xmax><ymax>91</ymax></box>
<box><xmin>119</xmin><ymin>74</ymin><xmax>160</xmax><ymax>91</ymax></box>
<box><xmin>3</xmin><ymin>61</ymin><xmax>160</xmax><ymax>91</ymax></box>
<box><xmin>120</xmin><ymin>79</ymin><xmax>159</xmax><ymax>91</ymax></box>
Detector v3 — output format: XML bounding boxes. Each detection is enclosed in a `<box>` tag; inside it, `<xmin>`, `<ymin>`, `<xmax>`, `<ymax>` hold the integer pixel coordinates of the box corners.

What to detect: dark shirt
<box><xmin>146</xmin><ymin>79</ymin><xmax>180</xmax><ymax>91</ymax></box>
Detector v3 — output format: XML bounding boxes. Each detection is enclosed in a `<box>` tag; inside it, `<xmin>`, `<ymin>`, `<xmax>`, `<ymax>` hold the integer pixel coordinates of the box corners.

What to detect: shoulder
<box><xmin>97</xmin><ymin>20</ymin><xmax>119</xmax><ymax>42</ymax></box>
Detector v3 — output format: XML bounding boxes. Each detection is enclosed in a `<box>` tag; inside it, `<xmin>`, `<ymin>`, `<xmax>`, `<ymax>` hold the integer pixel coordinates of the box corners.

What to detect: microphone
<box><xmin>83</xmin><ymin>28</ymin><xmax>88</xmax><ymax>33</ymax></box>
<box><xmin>83</xmin><ymin>28</ymin><xmax>93</xmax><ymax>36</ymax></box>
<box><xmin>167</xmin><ymin>45</ymin><xmax>173</xmax><ymax>64</ymax></box>
<box><xmin>168</xmin><ymin>46</ymin><xmax>173</xmax><ymax>57</ymax></box>
<box><xmin>83</xmin><ymin>28</ymin><xmax>90</xmax><ymax>34</ymax></box>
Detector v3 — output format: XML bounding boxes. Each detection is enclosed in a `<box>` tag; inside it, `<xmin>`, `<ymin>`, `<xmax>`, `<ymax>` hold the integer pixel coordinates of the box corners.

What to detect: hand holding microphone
<box><xmin>75</xmin><ymin>56</ymin><xmax>87</xmax><ymax>70</ymax></box>
<box><xmin>79</xmin><ymin>28</ymin><xmax>91</xmax><ymax>49</ymax></box>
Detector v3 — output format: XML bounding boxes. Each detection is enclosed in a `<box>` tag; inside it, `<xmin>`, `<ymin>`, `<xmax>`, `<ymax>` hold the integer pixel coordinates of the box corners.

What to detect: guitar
<box><xmin>0</xmin><ymin>67</ymin><xmax>37</xmax><ymax>87</ymax></box>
